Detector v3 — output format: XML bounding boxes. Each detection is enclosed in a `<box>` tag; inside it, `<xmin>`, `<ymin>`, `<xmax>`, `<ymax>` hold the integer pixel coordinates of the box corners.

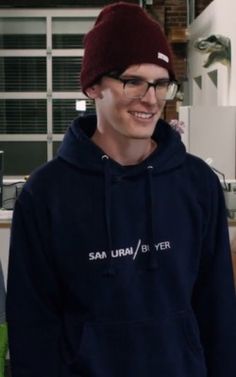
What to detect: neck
<box><xmin>92</xmin><ymin>130</ymin><xmax>157</xmax><ymax>166</ymax></box>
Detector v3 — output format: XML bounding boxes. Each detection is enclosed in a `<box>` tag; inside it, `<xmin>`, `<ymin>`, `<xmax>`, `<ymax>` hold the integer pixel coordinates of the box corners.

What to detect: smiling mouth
<box><xmin>129</xmin><ymin>111</ymin><xmax>154</xmax><ymax>120</ymax></box>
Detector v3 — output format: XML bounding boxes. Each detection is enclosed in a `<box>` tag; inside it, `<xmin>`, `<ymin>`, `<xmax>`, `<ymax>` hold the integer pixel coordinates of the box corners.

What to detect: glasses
<box><xmin>106</xmin><ymin>74</ymin><xmax>178</xmax><ymax>101</ymax></box>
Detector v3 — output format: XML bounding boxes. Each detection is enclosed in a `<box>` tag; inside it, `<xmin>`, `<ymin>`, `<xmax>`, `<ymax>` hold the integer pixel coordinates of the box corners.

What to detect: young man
<box><xmin>6</xmin><ymin>2</ymin><xmax>236</xmax><ymax>377</ymax></box>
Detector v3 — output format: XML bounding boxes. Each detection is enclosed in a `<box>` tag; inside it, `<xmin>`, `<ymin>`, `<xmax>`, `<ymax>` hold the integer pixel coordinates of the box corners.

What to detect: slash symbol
<box><xmin>133</xmin><ymin>239</ymin><xmax>142</xmax><ymax>260</ymax></box>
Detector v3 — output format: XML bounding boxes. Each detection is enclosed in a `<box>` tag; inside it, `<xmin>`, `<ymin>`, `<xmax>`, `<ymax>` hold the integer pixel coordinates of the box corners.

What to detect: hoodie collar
<box><xmin>57</xmin><ymin>114</ymin><xmax>186</xmax><ymax>176</ymax></box>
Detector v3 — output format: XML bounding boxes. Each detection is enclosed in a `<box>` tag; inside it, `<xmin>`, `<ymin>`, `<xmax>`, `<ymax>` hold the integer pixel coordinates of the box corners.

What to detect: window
<box><xmin>0</xmin><ymin>99</ymin><xmax>47</xmax><ymax>134</ymax></box>
<box><xmin>0</xmin><ymin>17</ymin><xmax>46</xmax><ymax>49</ymax></box>
<box><xmin>0</xmin><ymin>57</ymin><xmax>46</xmax><ymax>92</ymax></box>
<box><xmin>0</xmin><ymin>10</ymin><xmax>98</xmax><ymax>176</ymax></box>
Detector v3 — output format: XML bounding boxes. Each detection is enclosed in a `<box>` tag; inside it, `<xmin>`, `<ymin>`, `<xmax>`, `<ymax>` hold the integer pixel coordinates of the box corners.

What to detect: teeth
<box><xmin>131</xmin><ymin>112</ymin><xmax>153</xmax><ymax>119</ymax></box>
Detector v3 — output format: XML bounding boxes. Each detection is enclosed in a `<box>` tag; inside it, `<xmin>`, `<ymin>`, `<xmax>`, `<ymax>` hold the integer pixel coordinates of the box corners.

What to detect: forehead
<box><xmin>122</xmin><ymin>63</ymin><xmax>169</xmax><ymax>78</ymax></box>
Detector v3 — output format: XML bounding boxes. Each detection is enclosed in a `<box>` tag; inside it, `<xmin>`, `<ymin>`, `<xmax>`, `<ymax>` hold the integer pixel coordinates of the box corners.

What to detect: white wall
<box><xmin>179</xmin><ymin>0</ymin><xmax>236</xmax><ymax>179</ymax></box>
<box><xmin>187</xmin><ymin>0</ymin><xmax>236</xmax><ymax>106</ymax></box>
<box><xmin>179</xmin><ymin>105</ymin><xmax>236</xmax><ymax>179</ymax></box>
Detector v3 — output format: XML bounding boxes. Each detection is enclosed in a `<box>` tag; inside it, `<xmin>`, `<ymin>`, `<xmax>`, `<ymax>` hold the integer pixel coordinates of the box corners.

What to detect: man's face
<box><xmin>89</xmin><ymin>63</ymin><xmax>169</xmax><ymax>141</ymax></box>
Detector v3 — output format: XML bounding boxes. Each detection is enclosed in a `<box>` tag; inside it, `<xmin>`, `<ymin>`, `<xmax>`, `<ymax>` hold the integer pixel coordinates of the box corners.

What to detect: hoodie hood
<box><xmin>57</xmin><ymin>114</ymin><xmax>186</xmax><ymax>176</ymax></box>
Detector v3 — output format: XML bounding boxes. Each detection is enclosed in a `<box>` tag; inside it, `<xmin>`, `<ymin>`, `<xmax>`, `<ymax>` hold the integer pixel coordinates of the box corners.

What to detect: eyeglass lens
<box><xmin>124</xmin><ymin>80</ymin><xmax>177</xmax><ymax>100</ymax></box>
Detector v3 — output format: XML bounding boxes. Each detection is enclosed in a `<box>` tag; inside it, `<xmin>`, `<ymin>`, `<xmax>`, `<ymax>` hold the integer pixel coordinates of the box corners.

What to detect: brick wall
<box><xmin>146</xmin><ymin>0</ymin><xmax>213</xmax><ymax>121</ymax></box>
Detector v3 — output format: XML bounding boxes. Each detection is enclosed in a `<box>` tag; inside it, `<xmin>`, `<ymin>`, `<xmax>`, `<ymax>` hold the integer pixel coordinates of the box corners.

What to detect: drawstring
<box><xmin>146</xmin><ymin>165</ymin><xmax>158</xmax><ymax>270</ymax></box>
<box><xmin>101</xmin><ymin>156</ymin><xmax>158</xmax><ymax>275</ymax></box>
<box><xmin>101</xmin><ymin>155</ymin><xmax>115</xmax><ymax>277</ymax></box>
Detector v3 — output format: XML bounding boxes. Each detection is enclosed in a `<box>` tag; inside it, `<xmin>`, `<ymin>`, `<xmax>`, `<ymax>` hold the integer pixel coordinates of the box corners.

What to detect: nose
<box><xmin>140</xmin><ymin>86</ymin><xmax>158</xmax><ymax>105</ymax></box>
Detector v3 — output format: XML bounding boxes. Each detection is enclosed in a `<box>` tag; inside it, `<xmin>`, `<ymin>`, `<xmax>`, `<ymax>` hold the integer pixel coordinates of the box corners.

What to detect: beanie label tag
<box><xmin>158</xmin><ymin>52</ymin><xmax>169</xmax><ymax>63</ymax></box>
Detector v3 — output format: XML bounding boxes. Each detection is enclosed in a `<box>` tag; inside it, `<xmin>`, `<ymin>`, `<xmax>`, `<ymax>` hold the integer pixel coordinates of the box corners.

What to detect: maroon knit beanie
<box><xmin>80</xmin><ymin>2</ymin><xmax>175</xmax><ymax>94</ymax></box>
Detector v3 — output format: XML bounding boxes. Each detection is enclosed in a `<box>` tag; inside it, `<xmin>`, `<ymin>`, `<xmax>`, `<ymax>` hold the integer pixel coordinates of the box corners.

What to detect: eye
<box><xmin>123</xmin><ymin>78</ymin><xmax>144</xmax><ymax>86</ymax></box>
<box><xmin>155</xmin><ymin>78</ymin><xmax>170</xmax><ymax>88</ymax></box>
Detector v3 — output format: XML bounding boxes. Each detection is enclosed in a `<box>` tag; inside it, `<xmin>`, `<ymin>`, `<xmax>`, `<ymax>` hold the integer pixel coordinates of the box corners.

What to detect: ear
<box><xmin>85</xmin><ymin>85</ymin><xmax>103</xmax><ymax>99</ymax></box>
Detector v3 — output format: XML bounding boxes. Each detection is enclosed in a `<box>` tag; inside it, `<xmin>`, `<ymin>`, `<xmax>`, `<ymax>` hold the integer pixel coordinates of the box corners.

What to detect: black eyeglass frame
<box><xmin>105</xmin><ymin>73</ymin><xmax>179</xmax><ymax>101</ymax></box>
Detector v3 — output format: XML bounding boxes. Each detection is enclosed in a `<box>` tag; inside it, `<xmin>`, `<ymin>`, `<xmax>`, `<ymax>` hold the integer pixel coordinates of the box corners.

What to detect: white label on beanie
<box><xmin>158</xmin><ymin>52</ymin><xmax>169</xmax><ymax>63</ymax></box>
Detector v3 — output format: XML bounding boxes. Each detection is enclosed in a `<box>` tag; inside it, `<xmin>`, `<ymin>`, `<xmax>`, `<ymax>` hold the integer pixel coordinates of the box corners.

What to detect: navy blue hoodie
<box><xmin>7</xmin><ymin>115</ymin><xmax>236</xmax><ymax>377</ymax></box>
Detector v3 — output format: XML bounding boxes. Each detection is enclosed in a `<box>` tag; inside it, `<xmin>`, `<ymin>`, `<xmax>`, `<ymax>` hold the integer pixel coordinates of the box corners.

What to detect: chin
<box><xmin>132</xmin><ymin>133</ymin><xmax>154</xmax><ymax>140</ymax></box>
<box><xmin>131</xmin><ymin>122</ymin><xmax>157</xmax><ymax>138</ymax></box>
<box><xmin>127</xmin><ymin>129</ymin><xmax>155</xmax><ymax>140</ymax></box>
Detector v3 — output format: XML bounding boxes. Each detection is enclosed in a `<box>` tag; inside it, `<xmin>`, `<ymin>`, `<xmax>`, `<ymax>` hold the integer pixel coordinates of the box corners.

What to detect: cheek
<box><xmin>99</xmin><ymin>87</ymin><xmax>133</xmax><ymax>118</ymax></box>
<box><xmin>107</xmin><ymin>97</ymin><xmax>130</xmax><ymax>116</ymax></box>
<box><xmin>159</xmin><ymin>100</ymin><xmax>166</xmax><ymax>111</ymax></box>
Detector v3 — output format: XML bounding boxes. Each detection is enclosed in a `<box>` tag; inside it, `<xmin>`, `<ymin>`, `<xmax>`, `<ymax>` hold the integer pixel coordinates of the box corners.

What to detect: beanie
<box><xmin>80</xmin><ymin>2</ymin><xmax>176</xmax><ymax>94</ymax></box>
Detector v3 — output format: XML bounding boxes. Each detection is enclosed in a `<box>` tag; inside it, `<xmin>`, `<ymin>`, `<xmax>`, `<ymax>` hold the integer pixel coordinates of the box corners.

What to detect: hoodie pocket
<box><xmin>62</xmin><ymin>311</ymin><xmax>206</xmax><ymax>377</ymax></box>
<box><xmin>181</xmin><ymin>310</ymin><xmax>204</xmax><ymax>356</ymax></box>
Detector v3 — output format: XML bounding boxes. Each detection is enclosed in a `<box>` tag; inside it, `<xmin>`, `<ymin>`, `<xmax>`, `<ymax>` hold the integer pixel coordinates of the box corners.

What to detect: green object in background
<box><xmin>0</xmin><ymin>322</ymin><xmax>8</xmax><ymax>377</ymax></box>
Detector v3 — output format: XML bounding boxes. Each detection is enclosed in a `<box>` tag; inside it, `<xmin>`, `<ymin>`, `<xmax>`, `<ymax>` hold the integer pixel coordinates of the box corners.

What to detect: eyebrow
<box><xmin>120</xmin><ymin>74</ymin><xmax>170</xmax><ymax>81</ymax></box>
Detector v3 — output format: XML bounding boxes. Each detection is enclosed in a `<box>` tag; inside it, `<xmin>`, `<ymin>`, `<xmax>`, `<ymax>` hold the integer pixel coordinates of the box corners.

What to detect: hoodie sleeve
<box><xmin>192</xmin><ymin>173</ymin><xmax>236</xmax><ymax>377</ymax></box>
<box><xmin>6</xmin><ymin>188</ymin><xmax>64</xmax><ymax>377</ymax></box>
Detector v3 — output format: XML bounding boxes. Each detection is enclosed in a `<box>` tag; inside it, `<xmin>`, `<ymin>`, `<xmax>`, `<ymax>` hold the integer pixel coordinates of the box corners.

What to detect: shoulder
<box><xmin>185</xmin><ymin>152</ymin><xmax>211</xmax><ymax>170</ymax></box>
<box><xmin>18</xmin><ymin>157</ymin><xmax>68</xmax><ymax>206</ymax></box>
<box><xmin>24</xmin><ymin>158</ymin><xmax>62</xmax><ymax>190</ymax></box>
<box><xmin>182</xmin><ymin>153</ymin><xmax>224</xmax><ymax>210</ymax></box>
<box><xmin>184</xmin><ymin>152</ymin><xmax>219</xmax><ymax>183</ymax></box>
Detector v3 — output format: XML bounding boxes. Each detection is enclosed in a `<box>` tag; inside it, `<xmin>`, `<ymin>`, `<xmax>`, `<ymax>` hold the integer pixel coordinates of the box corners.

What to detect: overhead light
<box><xmin>75</xmin><ymin>100</ymin><xmax>86</xmax><ymax>112</ymax></box>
